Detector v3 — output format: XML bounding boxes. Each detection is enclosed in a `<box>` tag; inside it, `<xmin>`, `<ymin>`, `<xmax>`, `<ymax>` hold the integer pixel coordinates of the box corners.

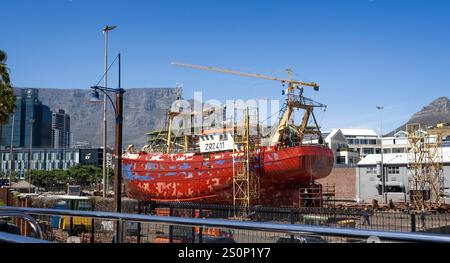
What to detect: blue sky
<box><xmin>1</xmin><ymin>0</ymin><xmax>450</xmax><ymax>133</ymax></box>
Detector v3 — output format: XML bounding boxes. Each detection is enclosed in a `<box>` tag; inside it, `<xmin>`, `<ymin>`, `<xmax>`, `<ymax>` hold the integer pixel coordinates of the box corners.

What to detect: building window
<box><xmin>336</xmin><ymin>156</ymin><xmax>346</xmax><ymax>164</ymax></box>
<box><xmin>387</xmin><ymin>166</ymin><xmax>400</xmax><ymax>174</ymax></box>
<box><xmin>363</xmin><ymin>148</ymin><xmax>374</xmax><ymax>155</ymax></box>
<box><xmin>366</xmin><ymin>167</ymin><xmax>377</xmax><ymax>174</ymax></box>
<box><xmin>392</xmin><ymin>148</ymin><xmax>406</xmax><ymax>153</ymax></box>
<box><xmin>385</xmin><ymin>185</ymin><xmax>405</xmax><ymax>193</ymax></box>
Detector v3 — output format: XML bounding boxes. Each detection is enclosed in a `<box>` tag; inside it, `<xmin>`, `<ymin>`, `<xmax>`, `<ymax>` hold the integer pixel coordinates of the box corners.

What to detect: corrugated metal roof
<box><xmin>333</xmin><ymin>128</ymin><xmax>378</xmax><ymax>137</ymax></box>
<box><xmin>324</xmin><ymin>129</ymin><xmax>341</xmax><ymax>141</ymax></box>
<box><xmin>358</xmin><ymin>147</ymin><xmax>450</xmax><ymax>166</ymax></box>
<box><xmin>11</xmin><ymin>180</ymin><xmax>36</xmax><ymax>189</ymax></box>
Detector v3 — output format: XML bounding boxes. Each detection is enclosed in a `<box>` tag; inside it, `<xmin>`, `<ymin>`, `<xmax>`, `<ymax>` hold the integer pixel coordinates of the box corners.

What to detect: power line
<box><xmin>95</xmin><ymin>54</ymin><xmax>119</xmax><ymax>87</ymax></box>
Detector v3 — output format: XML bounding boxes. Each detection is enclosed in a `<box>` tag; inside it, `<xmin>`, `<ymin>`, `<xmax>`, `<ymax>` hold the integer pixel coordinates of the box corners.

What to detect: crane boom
<box><xmin>171</xmin><ymin>62</ymin><xmax>320</xmax><ymax>90</ymax></box>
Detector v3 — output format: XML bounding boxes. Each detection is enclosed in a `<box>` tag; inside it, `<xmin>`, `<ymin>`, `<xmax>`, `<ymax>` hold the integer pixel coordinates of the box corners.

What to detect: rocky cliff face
<box><xmin>15</xmin><ymin>87</ymin><xmax>178</xmax><ymax>147</ymax></box>
<box><xmin>390</xmin><ymin>96</ymin><xmax>450</xmax><ymax>135</ymax></box>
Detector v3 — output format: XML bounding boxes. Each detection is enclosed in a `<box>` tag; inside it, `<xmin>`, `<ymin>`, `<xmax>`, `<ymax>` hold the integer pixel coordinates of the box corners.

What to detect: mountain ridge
<box><xmin>389</xmin><ymin>96</ymin><xmax>450</xmax><ymax>135</ymax></box>
<box><xmin>14</xmin><ymin>87</ymin><xmax>179</xmax><ymax>147</ymax></box>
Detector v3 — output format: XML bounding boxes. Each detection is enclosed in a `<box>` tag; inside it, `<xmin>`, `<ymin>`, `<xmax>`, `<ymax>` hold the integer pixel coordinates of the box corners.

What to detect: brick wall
<box><xmin>0</xmin><ymin>188</ymin><xmax>13</xmax><ymax>206</ymax></box>
<box><xmin>317</xmin><ymin>167</ymin><xmax>356</xmax><ymax>200</ymax></box>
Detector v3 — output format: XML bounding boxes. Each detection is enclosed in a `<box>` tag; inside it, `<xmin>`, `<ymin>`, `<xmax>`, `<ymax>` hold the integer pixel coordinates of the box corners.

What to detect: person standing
<box><xmin>362</xmin><ymin>208</ymin><xmax>371</xmax><ymax>226</ymax></box>
<box><xmin>420</xmin><ymin>209</ymin><xmax>427</xmax><ymax>229</ymax></box>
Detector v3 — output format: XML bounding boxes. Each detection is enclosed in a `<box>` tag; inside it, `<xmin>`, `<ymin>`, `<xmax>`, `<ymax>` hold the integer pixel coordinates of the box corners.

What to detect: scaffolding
<box><xmin>407</xmin><ymin>124</ymin><xmax>445</xmax><ymax>210</ymax></box>
<box><xmin>298</xmin><ymin>184</ymin><xmax>336</xmax><ymax>208</ymax></box>
<box><xmin>232</xmin><ymin>107</ymin><xmax>260</xmax><ymax>218</ymax></box>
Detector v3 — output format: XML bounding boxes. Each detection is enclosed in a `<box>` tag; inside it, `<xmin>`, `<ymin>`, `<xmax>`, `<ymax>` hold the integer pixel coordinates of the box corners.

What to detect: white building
<box><xmin>381</xmin><ymin>130</ymin><xmax>442</xmax><ymax>154</ymax></box>
<box><xmin>322</xmin><ymin>128</ymin><xmax>380</xmax><ymax>166</ymax></box>
<box><xmin>338</xmin><ymin>129</ymin><xmax>381</xmax><ymax>157</ymax></box>
<box><xmin>381</xmin><ymin>131</ymin><xmax>410</xmax><ymax>154</ymax></box>
<box><xmin>356</xmin><ymin>148</ymin><xmax>450</xmax><ymax>203</ymax></box>
<box><xmin>322</xmin><ymin>129</ymin><xmax>358</xmax><ymax>166</ymax></box>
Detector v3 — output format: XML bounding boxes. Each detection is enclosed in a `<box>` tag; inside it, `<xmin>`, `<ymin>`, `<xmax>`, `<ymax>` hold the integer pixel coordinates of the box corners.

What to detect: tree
<box><xmin>0</xmin><ymin>50</ymin><xmax>16</xmax><ymax>125</ymax></box>
<box><xmin>22</xmin><ymin>165</ymin><xmax>108</xmax><ymax>191</ymax></box>
<box><xmin>67</xmin><ymin>165</ymin><xmax>102</xmax><ymax>186</ymax></box>
<box><xmin>25</xmin><ymin>170</ymin><xmax>68</xmax><ymax>189</ymax></box>
<box><xmin>0</xmin><ymin>50</ymin><xmax>16</xmax><ymax>164</ymax></box>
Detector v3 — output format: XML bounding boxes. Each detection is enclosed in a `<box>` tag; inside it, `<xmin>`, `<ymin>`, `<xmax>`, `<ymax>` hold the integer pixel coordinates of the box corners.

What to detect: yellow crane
<box><xmin>171</xmin><ymin>62</ymin><xmax>320</xmax><ymax>92</ymax></box>
<box><xmin>171</xmin><ymin>62</ymin><xmax>325</xmax><ymax>145</ymax></box>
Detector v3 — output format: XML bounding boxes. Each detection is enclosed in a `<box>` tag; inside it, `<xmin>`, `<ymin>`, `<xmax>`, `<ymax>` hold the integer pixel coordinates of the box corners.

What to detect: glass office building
<box><xmin>0</xmin><ymin>88</ymin><xmax>52</xmax><ymax>148</ymax></box>
<box><xmin>0</xmin><ymin>148</ymin><xmax>104</xmax><ymax>177</ymax></box>
<box><xmin>1</xmin><ymin>92</ymin><xmax>23</xmax><ymax>148</ymax></box>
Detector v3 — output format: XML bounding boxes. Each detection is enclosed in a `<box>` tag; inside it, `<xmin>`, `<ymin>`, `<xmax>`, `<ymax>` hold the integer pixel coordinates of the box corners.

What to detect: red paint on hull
<box><xmin>122</xmin><ymin>145</ymin><xmax>334</xmax><ymax>206</ymax></box>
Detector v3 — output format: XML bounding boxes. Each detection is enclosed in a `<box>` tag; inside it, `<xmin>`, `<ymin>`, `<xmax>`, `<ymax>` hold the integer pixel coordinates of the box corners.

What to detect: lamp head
<box><xmin>88</xmin><ymin>89</ymin><xmax>101</xmax><ymax>102</ymax></box>
<box><xmin>103</xmin><ymin>25</ymin><xmax>117</xmax><ymax>32</ymax></box>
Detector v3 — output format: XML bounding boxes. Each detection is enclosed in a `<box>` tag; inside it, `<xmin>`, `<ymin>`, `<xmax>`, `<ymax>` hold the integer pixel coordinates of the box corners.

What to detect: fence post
<box><xmin>411</xmin><ymin>213</ymin><xmax>416</xmax><ymax>232</ymax></box>
<box><xmin>69</xmin><ymin>200</ymin><xmax>74</xmax><ymax>237</ymax></box>
<box><xmin>198</xmin><ymin>208</ymin><xmax>203</xmax><ymax>244</ymax></box>
<box><xmin>117</xmin><ymin>219</ymin><xmax>124</xmax><ymax>243</ymax></box>
<box><xmin>169</xmin><ymin>206</ymin><xmax>173</xmax><ymax>243</ymax></box>
<box><xmin>191</xmin><ymin>208</ymin><xmax>196</xmax><ymax>243</ymax></box>
<box><xmin>136</xmin><ymin>202</ymin><xmax>141</xmax><ymax>244</ymax></box>
<box><xmin>90</xmin><ymin>218</ymin><xmax>95</xmax><ymax>243</ymax></box>
<box><xmin>290</xmin><ymin>208</ymin><xmax>295</xmax><ymax>242</ymax></box>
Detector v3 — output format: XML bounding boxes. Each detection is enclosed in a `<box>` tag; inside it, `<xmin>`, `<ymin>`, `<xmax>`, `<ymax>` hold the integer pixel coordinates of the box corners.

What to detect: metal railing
<box><xmin>138</xmin><ymin>202</ymin><xmax>450</xmax><ymax>233</ymax></box>
<box><xmin>0</xmin><ymin>231</ymin><xmax>50</xmax><ymax>243</ymax></box>
<box><xmin>1</xmin><ymin>206</ymin><xmax>450</xmax><ymax>243</ymax></box>
<box><xmin>0</xmin><ymin>210</ymin><xmax>45</xmax><ymax>239</ymax></box>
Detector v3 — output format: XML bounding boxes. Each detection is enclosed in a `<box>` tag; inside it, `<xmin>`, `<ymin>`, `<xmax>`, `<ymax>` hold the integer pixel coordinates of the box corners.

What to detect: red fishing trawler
<box><xmin>122</xmin><ymin>63</ymin><xmax>334</xmax><ymax>207</ymax></box>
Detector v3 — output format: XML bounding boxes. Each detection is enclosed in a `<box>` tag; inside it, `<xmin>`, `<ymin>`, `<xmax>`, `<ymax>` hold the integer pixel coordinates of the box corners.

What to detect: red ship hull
<box><xmin>122</xmin><ymin>145</ymin><xmax>334</xmax><ymax>206</ymax></box>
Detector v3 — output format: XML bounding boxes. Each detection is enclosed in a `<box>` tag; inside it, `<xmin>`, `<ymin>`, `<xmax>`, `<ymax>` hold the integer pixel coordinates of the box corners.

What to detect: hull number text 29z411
<box><xmin>203</xmin><ymin>141</ymin><xmax>225</xmax><ymax>152</ymax></box>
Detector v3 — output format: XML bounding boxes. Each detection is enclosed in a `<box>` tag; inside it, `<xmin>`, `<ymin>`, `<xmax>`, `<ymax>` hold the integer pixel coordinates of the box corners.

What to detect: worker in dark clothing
<box><xmin>362</xmin><ymin>208</ymin><xmax>371</xmax><ymax>226</ymax></box>
<box><xmin>420</xmin><ymin>209</ymin><xmax>427</xmax><ymax>229</ymax></box>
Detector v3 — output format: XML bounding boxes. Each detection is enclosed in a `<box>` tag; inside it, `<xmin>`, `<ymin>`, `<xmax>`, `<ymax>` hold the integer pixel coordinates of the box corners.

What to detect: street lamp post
<box><xmin>102</xmin><ymin>25</ymin><xmax>117</xmax><ymax>197</ymax></box>
<box><xmin>89</xmin><ymin>53</ymin><xmax>124</xmax><ymax>242</ymax></box>
<box><xmin>376</xmin><ymin>106</ymin><xmax>386</xmax><ymax>204</ymax></box>
<box><xmin>29</xmin><ymin>119</ymin><xmax>35</xmax><ymax>193</ymax></box>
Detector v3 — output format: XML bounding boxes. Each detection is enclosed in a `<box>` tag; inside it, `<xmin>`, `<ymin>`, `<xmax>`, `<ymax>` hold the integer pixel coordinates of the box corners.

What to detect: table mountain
<box><xmin>15</xmin><ymin>87</ymin><xmax>178</xmax><ymax>148</ymax></box>
<box><xmin>389</xmin><ymin>96</ymin><xmax>450</xmax><ymax>135</ymax></box>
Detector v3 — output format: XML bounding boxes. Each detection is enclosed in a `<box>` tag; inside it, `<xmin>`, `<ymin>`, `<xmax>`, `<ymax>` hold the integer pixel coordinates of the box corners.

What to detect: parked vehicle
<box><xmin>49</xmin><ymin>195</ymin><xmax>93</xmax><ymax>235</ymax></box>
<box><xmin>276</xmin><ymin>235</ymin><xmax>327</xmax><ymax>243</ymax></box>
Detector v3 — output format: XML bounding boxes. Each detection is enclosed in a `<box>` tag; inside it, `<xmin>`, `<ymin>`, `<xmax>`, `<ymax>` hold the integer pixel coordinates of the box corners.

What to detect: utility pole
<box><xmin>376</xmin><ymin>106</ymin><xmax>385</xmax><ymax>204</ymax></box>
<box><xmin>9</xmin><ymin>114</ymin><xmax>15</xmax><ymax>186</ymax></box>
<box><xmin>102</xmin><ymin>25</ymin><xmax>117</xmax><ymax>197</ymax></box>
